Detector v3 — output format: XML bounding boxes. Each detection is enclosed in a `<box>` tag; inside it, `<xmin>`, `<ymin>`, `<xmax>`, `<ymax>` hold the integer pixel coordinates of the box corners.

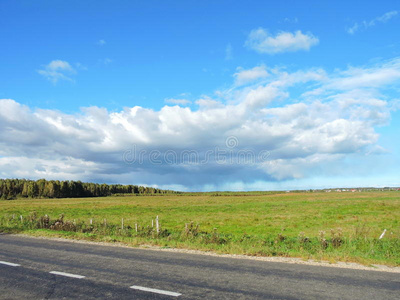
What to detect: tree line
<box><xmin>0</xmin><ymin>179</ymin><xmax>178</xmax><ymax>200</ymax></box>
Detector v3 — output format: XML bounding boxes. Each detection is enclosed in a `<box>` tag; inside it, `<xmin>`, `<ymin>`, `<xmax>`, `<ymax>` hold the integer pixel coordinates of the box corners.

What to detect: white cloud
<box><xmin>245</xmin><ymin>28</ymin><xmax>319</xmax><ymax>54</ymax></box>
<box><xmin>346</xmin><ymin>10</ymin><xmax>398</xmax><ymax>34</ymax></box>
<box><xmin>99</xmin><ymin>58</ymin><xmax>113</xmax><ymax>65</ymax></box>
<box><xmin>195</xmin><ymin>96</ymin><xmax>223</xmax><ymax>108</ymax></box>
<box><xmin>346</xmin><ymin>23</ymin><xmax>359</xmax><ymax>35</ymax></box>
<box><xmin>283</xmin><ymin>17</ymin><xmax>298</xmax><ymax>23</ymax></box>
<box><xmin>242</xmin><ymin>85</ymin><xmax>286</xmax><ymax>109</ymax></box>
<box><xmin>164</xmin><ymin>98</ymin><xmax>191</xmax><ymax>106</ymax></box>
<box><xmin>376</xmin><ymin>11</ymin><xmax>398</xmax><ymax>22</ymax></box>
<box><xmin>234</xmin><ymin>65</ymin><xmax>269</xmax><ymax>85</ymax></box>
<box><xmin>0</xmin><ymin>156</ymin><xmax>101</xmax><ymax>181</ymax></box>
<box><xmin>47</xmin><ymin>60</ymin><xmax>73</xmax><ymax>71</ymax></box>
<box><xmin>97</xmin><ymin>39</ymin><xmax>106</xmax><ymax>46</ymax></box>
<box><xmin>326</xmin><ymin>59</ymin><xmax>400</xmax><ymax>90</ymax></box>
<box><xmin>3</xmin><ymin>57</ymin><xmax>400</xmax><ymax>189</ymax></box>
<box><xmin>37</xmin><ymin>60</ymin><xmax>76</xmax><ymax>83</ymax></box>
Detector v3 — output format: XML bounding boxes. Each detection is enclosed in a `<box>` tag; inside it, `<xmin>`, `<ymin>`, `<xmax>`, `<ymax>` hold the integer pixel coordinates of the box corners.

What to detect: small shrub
<box><xmin>182</xmin><ymin>222</ymin><xmax>199</xmax><ymax>238</ymax></box>
<box><xmin>298</xmin><ymin>232</ymin><xmax>310</xmax><ymax>244</ymax></box>
<box><xmin>276</xmin><ymin>233</ymin><xmax>285</xmax><ymax>243</ymax></box>
<box><xmin>319</xmin><ymin>231</ymin><xmax>328</xmax><ymax>249</ymax></box>
<box><xmin>331</xmin><ymin>228</ymin><xmax>343</xmax><ymax>248</ymax></box>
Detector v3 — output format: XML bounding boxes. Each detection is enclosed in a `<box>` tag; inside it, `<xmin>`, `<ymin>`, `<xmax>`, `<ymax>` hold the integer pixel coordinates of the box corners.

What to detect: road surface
<box><xmin>0</xmin><ymin>234</ymin><xmax>399</xmax><ymax>299</ymax></box>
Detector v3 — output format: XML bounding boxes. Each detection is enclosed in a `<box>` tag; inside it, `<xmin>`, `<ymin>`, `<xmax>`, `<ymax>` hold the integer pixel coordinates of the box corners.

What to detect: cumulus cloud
<box><xmin>346</xmin><ymin>10</ymin><xmax>398</xmax><ymax>34</ymax></box>
<box><xmin>245</xmin><ymin>28</ymin><xmax>319</xmax><ymax>54</ymax></box>
<box><xmin>2</xmin><ymin>58</ymin><xmax>400</xmax><ymax>189</ymax></box>
<box><xmin>234</xmin><ymin>65</ymin><xmax>269</xmax><ymax>85</ymax></box>
<box><xmin>37</xmin><ymin>60</ymin><xmax>76</xmax><ymax>83</ymax></box>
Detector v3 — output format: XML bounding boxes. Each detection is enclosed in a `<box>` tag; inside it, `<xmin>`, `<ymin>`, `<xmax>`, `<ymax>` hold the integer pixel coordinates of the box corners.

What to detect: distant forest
<box><xmin>0</xmin><ymin>179</ymin><xmax>178</xmax><ymax>200</ymax></box>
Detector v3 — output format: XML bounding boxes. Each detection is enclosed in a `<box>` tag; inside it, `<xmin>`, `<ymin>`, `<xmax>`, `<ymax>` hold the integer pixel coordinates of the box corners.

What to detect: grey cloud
<box><xmin>1</xmin><ymin>58</ymin><xmax>399</xmax><ymax>189</ymax></box>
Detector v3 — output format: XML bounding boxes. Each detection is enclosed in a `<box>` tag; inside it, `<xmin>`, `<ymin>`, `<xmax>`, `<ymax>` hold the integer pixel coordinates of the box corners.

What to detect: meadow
<box><xmin>0</xmin><ymin>191</ymin><xmax>399</xmax><ymax>266</ymax></box>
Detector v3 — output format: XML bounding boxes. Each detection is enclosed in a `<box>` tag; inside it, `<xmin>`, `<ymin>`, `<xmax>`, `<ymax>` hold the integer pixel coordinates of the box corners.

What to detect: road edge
<box><xmin>5</xmin><ymin>233</ymin><xmax>399</xmax><ymax>273</ymax></box>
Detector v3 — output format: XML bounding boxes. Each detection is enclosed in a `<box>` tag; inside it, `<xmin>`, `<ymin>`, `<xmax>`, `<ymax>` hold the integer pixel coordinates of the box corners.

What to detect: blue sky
<box><xmin>0</xmin><ymin>1</ymin><xmax>399</xmax><ymax>191</ymax></box>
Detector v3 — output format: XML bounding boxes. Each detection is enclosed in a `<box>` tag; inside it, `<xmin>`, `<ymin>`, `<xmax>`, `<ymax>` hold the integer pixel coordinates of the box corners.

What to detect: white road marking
<box><xmin>49</xmin><ymin>271</ymin><xmax>85</xmax><ymax>279</ymax></box>
<box><xmin>130</xmin><ymin>285</ymin><xmax>182</xmax><ymax>297</ymax></box>
<box><xmin>0</xmin><ymin>261</ymin><xmax>20</xmax><ymax>267</ymax></box>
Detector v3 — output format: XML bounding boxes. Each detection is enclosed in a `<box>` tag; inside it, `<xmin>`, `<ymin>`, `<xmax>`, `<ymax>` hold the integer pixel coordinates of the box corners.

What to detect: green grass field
<box><xmin>1</xmin><ymin>191</ymin><xmax>399</xmax><ymax>266</ymax></box>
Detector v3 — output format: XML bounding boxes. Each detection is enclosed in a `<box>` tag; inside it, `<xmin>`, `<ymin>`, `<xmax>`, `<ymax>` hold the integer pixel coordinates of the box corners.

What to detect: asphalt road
<box><xmin>0</xmin><ymin>234</ymin><xmax>399</xmax><ymax>299</ymax></box>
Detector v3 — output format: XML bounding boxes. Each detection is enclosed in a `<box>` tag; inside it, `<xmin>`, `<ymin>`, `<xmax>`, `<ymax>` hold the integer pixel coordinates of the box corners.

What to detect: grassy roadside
<box><xmin>1</xmin><ymin>191</ymin><xmax>399</xmax><ymax>266</ymax></box>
